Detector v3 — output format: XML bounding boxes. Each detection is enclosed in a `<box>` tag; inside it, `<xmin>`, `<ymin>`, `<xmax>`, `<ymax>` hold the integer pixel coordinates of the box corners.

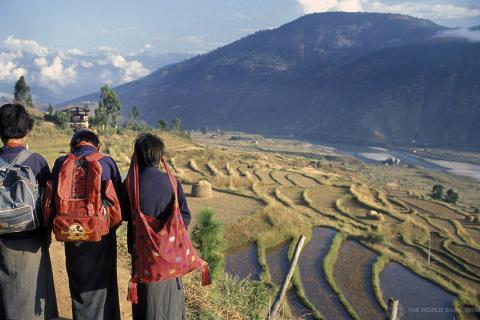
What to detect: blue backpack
<box><xmin>0</xmin><ymin>150</ymin><xmax>40</xmax><ymax>234</ymax></box>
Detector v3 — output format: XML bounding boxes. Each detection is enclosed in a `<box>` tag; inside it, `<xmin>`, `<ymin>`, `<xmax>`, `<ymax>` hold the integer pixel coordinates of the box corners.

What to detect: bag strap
<box><xmin>0</xmin><ymin>156</ymin><xmax>8</xmax><ymax>168</ymax></box>
<box><xmin>85</xmin><ymin>152</ymin><xmax>105</xmax><ymax>162</ymax></box>
<box><xmin>11</xmin><ymin>149</ymin><xmax>33</xmax><ymax>166</ymax></box>
<box><xmin>161</xmin><ymin>157</ymin><xmax>178</xmax><ymax>207</ymax></box>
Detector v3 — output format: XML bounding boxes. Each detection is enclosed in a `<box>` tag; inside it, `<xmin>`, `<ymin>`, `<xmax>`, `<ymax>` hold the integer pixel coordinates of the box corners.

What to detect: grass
<box><xmin>322</xmin><ymin>233</ymin><xmax>362</xmax><ymax>320</ymax></box>
<box><xmin>452</xmin><ymin>220</ymin><xmax>478</xmax><ymax>247</ymax></box>
<box><xmin>274</xmin><ymin>188</ymin><xmax>294</xmax><ymax>207</ymax></box>
<box><xmin>371</xmin><ymin>255</ymin><xmax>389</xmax><ymax>311</ymax></box>
<box><xmin>27</xmin><ymin>118</ymin><xmax>480</xmax><ymax>318</ymax></box>
<box><xmin>207</xmin><ymin>162</ymin><xmax>222</xmax><ymax>176</ymax></box>
<box><xmin>335</xmin><ymin>195</ymin><xmax>368</xmax><ymax>225</ymax></box>
<box><xmin>184</xmin><ymin>273</ymin><xmax>272</xmax><ymax>320</ymax></box>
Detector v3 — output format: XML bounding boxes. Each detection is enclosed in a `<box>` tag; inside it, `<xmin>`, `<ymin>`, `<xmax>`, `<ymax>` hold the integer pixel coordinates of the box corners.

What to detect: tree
<box><xmin>157</xmin><ymin>119</ymin><xmax>167</xmax><ymax>131</ymax></box>
<box><xmin>171</xmin><ymin>117</ymin><xmax>181</xmax><ymax>131</ymax></box>
<box><xmin>47</xmin><ymin>103</ymin><xmax>53</xmax><ymax>115</ymax></box>
<box><xmin>445</xmin><ymin>189</ymin><xmax>459</xmax><ymax>204</ymax></box>
<box><xmin>99</xmin><ymin>85</ymin><xmax>121</xmax><ymax>130</ymax></box>
<box><xmin>432</xmin><ymin>184</ymin><xmax>444</xmax><ymax>200</ymax></box>
<box><xmin>127</xmin><ymin>105</ymin><xmax>140</xmax><ymax>131</ymax></box>
<box><xmin>94</xmin><ymin>100</ymin><xmax>108</xmax><ymax>131</ymax></box>
<box><xmin>201</xmin><ymin>127</ymin><xmax>208</xmax><ymax>135</ymax></box>
<box><xmin>192</xmin><ymin>208</ymin><xmax>224</xmax><ymax>280</ymax></box>
<box><xmin>14</xmin><ymin>76</ymin><xmax>33</xmax><ymax>108</ymax></box>
<box><xmin>53</xmin><ymin>110</ymin><xmax>69</xmax><ymax>129</ymax></box>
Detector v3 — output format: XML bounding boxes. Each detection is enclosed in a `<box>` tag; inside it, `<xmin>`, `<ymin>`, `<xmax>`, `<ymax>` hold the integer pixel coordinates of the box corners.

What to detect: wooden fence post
<box><xmin>386</xmin><ymin>298</ymin><xmax>399</xmax><ymax>320</ymax></box>
<box><xmin>268</xmin><ymin>235</ymin><xmax>306</xmax><ymax>320</ymax></box>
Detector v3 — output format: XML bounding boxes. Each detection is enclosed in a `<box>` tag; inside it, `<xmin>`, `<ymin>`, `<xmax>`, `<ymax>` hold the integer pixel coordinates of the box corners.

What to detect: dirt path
<box><xmin>49</xmin><ymin>238</ymin><xmax>133</xmax><ymax>319</ymax></box>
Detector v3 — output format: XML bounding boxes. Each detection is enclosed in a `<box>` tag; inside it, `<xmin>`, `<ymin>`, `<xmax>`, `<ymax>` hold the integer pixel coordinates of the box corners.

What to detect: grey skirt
<box><xmin>132</xmin><ymin>278</ymin><xmax>185</xmax><ymax>320</ymax></box>
<box><xmin>0</xmin><ymin>231</ymin><xmax>58</xmax><ymax>320</ymax></box>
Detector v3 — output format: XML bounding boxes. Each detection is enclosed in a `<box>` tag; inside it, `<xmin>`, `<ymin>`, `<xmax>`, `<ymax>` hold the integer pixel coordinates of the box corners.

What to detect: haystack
<box><xmin>192</xmin><ymin>180</ymin><xmax>212</xmax><ymax>198</ymax></box>
<box><xmin>367</xmin><ymin>210</ymin><xmax>384</xmax><ymax>221</ymax></box>
<box><xmin>473</xmin><ymin>215</ymin><xmax>480</xmax><ymax>224</ymax></box>
<box><xmin>367</xmin><ymin>210</ymin><xmax>379</xmax><ymax>219</ymax></box>
<box><xmin>466</xmin><ymin>215</ymin><xmax>475</xmax><ymax>223</ymax></box>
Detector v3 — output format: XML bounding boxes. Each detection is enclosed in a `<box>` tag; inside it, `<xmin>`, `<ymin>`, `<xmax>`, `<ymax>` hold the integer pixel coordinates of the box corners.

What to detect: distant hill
<box><xmin>68</xmin><ymin>12</ymin><xmax>480</xmax><ymax>149</ymax></box>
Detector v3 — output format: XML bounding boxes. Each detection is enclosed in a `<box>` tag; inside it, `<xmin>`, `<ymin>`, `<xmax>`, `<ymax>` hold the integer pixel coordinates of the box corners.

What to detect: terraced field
<box><xmin>27</xmin><ymin>125</ymin><xmax>480</xmax><ymax>319</ymax></box>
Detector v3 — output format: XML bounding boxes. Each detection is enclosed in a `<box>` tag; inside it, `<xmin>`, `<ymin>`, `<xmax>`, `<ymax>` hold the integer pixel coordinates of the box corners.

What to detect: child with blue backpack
<box><xmin>0</xmin><ymin>103</ymin><xmax>58</xmax><ymax>319</ymax></box>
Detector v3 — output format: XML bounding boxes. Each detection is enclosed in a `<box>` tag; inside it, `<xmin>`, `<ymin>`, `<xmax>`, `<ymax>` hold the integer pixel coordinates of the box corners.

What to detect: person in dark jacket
<box><xmin>128</xmin><ymin>133</ymin><xmax>191</xmax><ymax>320</ymax></box>
<box><xmin>0</xmin><ymin>103</ymin><xmax>58</xmax><ymax>320</ymax></box>
<box><xmin>51</xmin><ymin>130</ymin><xmax>128</xmax><ymax>320</ymax></box>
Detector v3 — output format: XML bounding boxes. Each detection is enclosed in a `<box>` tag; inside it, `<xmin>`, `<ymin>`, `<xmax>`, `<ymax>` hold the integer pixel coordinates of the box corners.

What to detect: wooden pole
<box><xmin>269</xmin><ymin>235</ymin><xmax>306</xmax><ymax>320</ymax></box>
<box><xmin>386</xmin><ymin>298</ymin><xmax>399</xmax><ymax>320</ymax></box>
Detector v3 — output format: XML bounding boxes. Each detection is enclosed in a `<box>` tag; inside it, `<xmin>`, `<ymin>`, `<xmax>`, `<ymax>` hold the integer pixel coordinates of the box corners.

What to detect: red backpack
<box><xmin>124</xmin><ymin>152</ymin><xmax>211</xmax><ymax>304</ymax></box>
<box><xmin>43</xmin><ymin>152</ymin><xmax>122</xmax><ymax>242</ymax></box>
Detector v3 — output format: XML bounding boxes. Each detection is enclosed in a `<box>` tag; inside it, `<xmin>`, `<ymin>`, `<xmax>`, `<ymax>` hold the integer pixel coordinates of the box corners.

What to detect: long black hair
<box><xmin>134</xmin><ymin>133</ymin><xmax>165</xmax><ymax>168</ymax></box>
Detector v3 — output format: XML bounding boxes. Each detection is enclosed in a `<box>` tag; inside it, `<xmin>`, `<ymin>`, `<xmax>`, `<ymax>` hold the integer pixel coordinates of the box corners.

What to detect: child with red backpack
<box><xmin>0</xmin><ymin>103</ymin><xmax>58</xmax><ymax>320</ymax></box>
<box><xmin>124</xmin><ymin>133</ymin><xmax>210</xmax><ymax>320</ymax></box>
<box><xmin>46</xmin><ymin>130</ymin><xmax>127</xmax><ymax>320</ymax></box>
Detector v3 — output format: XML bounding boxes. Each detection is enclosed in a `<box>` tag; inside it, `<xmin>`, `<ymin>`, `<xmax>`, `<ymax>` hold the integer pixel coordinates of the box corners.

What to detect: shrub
<box><xmin>365</xmin><ymin>231</ymin><xmax>385</xmax><ymax>244</ymax></box>
<box><xmin>192</xmin><ymin>208</ymin><xmax>225</xmax><ymax>280</ymax></box>
<box><xmin>432</xmin><ymin>184</ymin><xmax>444</xmax><ymax>200</ymax></box>
<box><xmin>445</xmin><ymin>189</ymin><xmax>459</xmax><ymax>204</ymax></box>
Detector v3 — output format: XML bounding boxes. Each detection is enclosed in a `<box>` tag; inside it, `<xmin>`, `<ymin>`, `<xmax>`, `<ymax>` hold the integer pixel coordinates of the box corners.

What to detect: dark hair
<box><xmin>134</xmin><ymin>133</ymin><xmax>165</xmax><ymax>168</ymax></box>
<box><xmin>0</xmin><ymin>103</ymin><xmax>34</xmax><ymax>140</ymax></box>
<box><xmin>70</xmin><ymin>130</ymin><xmax>100</xmax><ymax>150</ymax></box>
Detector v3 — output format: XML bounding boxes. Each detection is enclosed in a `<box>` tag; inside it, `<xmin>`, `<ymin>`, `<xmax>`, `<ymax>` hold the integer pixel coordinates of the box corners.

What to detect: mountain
<box><xmin>69</xmin><ymin>12</ymin><xmax>480</xmax><ymax>149</ymax></box>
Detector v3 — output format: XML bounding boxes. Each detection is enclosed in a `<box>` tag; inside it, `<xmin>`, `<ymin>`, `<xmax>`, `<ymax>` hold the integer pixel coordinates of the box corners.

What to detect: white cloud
<box><xmin>80</xmin><ymin>60</ymin><xmax>94</xmax><ymax>68</ymax></box>
<box><xmin>4</xmin><ymin>36</ymin><xmax>48</xmax><ymax>56</ymax></box>
<box><xmin>297</xmin><ymin>0</ymin><xmax>360</xmax><ymax>13</ymax></box>
<box><xmin>38</xmin><ymin>56</ymin><xmax>77</xmax><ymax>89</ymax></box>
<box><xmin>107</xmin><ymin>53</ymin><xmax>150</xmax><ymax>82</ymax></box>
<box><xmin>336</xmin><ymin>0</ymin><xmax>362</xmax><ymax>12</ymax></box>
<box><xmin>100</xmin><ymin>69</ymin><xmax>113</xmax><ymax>85</ymax></box>
<box><xmin>144</xmin><ymin>43</ymin><xmax>152</xmax><ymax>50</ymax></box>
<box><xmin>0</xmin><ymin>51</ymin><xmax>26</xmax><ymax>81</ymax></box>
<box><xmin>34</xmin><ymin>56</ymin><xmax>48</xmax><ymax>68</ymax></box>
<box><xmin>297</xmin><ymin>0</ymin><xmax>480</xmax><ymax>19</ymax></box>
<box><xmin>67</xmin><ymin>48</ymin><xmax>84</xmax><ymax>56</ymax></box>
<box><xmin>0</xmin><ymin>61</ymin><xmax>26</xmax><ymax>81</ymax></box>
<box><xmin>434</xmin><ymin>28</ymin><xmax>480</xmax><ymax>42</ymax></box>
<box><xmin>365</xmin><ymin>1</ymin><xmax>480</xmax><ymax>20</ymax></box>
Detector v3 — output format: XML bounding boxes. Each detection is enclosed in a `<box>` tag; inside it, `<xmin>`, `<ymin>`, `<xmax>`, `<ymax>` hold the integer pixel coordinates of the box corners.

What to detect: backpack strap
<box><xmin>85</xmin><ymin>152</ymin><xmax>105</xmax><ymax>162</ymax></box>
<box><xmin>0</xmin><ymin>155</ymin><xmax>8</xmax><ymax>168</ymax></box>
<box><xmin>12</xmin><ymin>150</ymin><xmax>33</xmax><ymax>166</ymax></box>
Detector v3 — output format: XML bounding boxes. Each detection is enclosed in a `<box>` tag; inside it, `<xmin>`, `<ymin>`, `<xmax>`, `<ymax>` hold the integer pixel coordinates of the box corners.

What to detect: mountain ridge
<box><xmin>67</xmin><ymin>12</ymin><xmax>480</xmax><ymax>149</ymax></box>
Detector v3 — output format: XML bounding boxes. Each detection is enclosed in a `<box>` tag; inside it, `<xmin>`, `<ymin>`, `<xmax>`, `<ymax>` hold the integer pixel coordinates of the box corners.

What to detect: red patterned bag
<box><xmin>45</xmin><ymin>152</ymin><xmax>122</xmax><ymax>242</ymax></box>
<box><xmin>125</xmin><ymin>152</ymin><xmax>211</xmax><ymax>303</ymax></box>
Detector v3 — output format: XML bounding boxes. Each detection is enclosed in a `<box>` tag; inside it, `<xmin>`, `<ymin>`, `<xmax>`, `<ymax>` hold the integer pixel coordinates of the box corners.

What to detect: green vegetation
<box><xmin>372</xmin><ymin>255</ymin><xmax>389</xmax><ymax>311</ymax></box>
<box><xmin>446</xmin><ymin>189</ymin><xmax>459</xmax><ymax>204</ymax></box>
<box><xmin>157</xmin><ymin>119</ymin><xmax>167</xmax><ymax>131</ymax></box>
<box><xmin>192</xmin><ymin>208</ymin><xmax>225</xmax><ymax>280</ymax></box>
<box><xmin>432</xmin><ymin>184</ymin><xmax>444</xmax><ymax>200</ymax></box>
<box><xmin>44</xmin><ymin>109</ymin><xmax>69</xmax><ymax>128</ymax></box>
<box><xmin>93</xmin><ymin>84</ymin><xmax>121</xmax><ymax>131</ymax></box>
<box><xmin>14</xmin><ymin>76</ymin><xmax>33</xmax><ymax>107</ymax></box>
<box><xmin>323</xmin><ymin>233</ymin><xmax>361</xmax><ymax>320</ymax></box>
<box><xmin>431</xmin><ymin>184</ymin><xmax>459</xmax><ymax>204</ymax></box>
<box><xmin>185</xmin><ymin>273</ymin><xmax>270</xmax><ymax>320</ymax></box>
<box><xmin>25</xmin><ymin>115</ymin><xmax>480</xmax><ymax>319</ymax></box>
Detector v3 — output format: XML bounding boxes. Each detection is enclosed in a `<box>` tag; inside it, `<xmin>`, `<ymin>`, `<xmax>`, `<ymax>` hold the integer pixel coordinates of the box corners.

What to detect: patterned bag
<box><xmin>44</xmin><ymin>151</ymin><xmax>122</xmax><ymax>242</ymax></box>
<box><xmin>125</xmin><ymin>152</ymin><xmax>211</xmax><ymax>303</ymax></box>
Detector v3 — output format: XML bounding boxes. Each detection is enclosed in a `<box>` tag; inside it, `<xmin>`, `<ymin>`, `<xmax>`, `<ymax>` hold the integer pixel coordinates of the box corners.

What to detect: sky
<box><xmin>0</xmin><ymin>0</ymin><xmax>479</xmax><ymax>100</ymax></box>
<box><xmin>1</xmin><ymin>0</ymin><xmax>479</xmax><ymax>54</ymax></box>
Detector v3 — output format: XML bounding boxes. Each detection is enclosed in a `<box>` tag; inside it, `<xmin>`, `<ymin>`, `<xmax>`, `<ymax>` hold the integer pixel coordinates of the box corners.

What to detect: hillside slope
<box><xmin>69</xmin><ymin>12</ymin><xmax>480</xmax><ymax>148</ymax></box>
